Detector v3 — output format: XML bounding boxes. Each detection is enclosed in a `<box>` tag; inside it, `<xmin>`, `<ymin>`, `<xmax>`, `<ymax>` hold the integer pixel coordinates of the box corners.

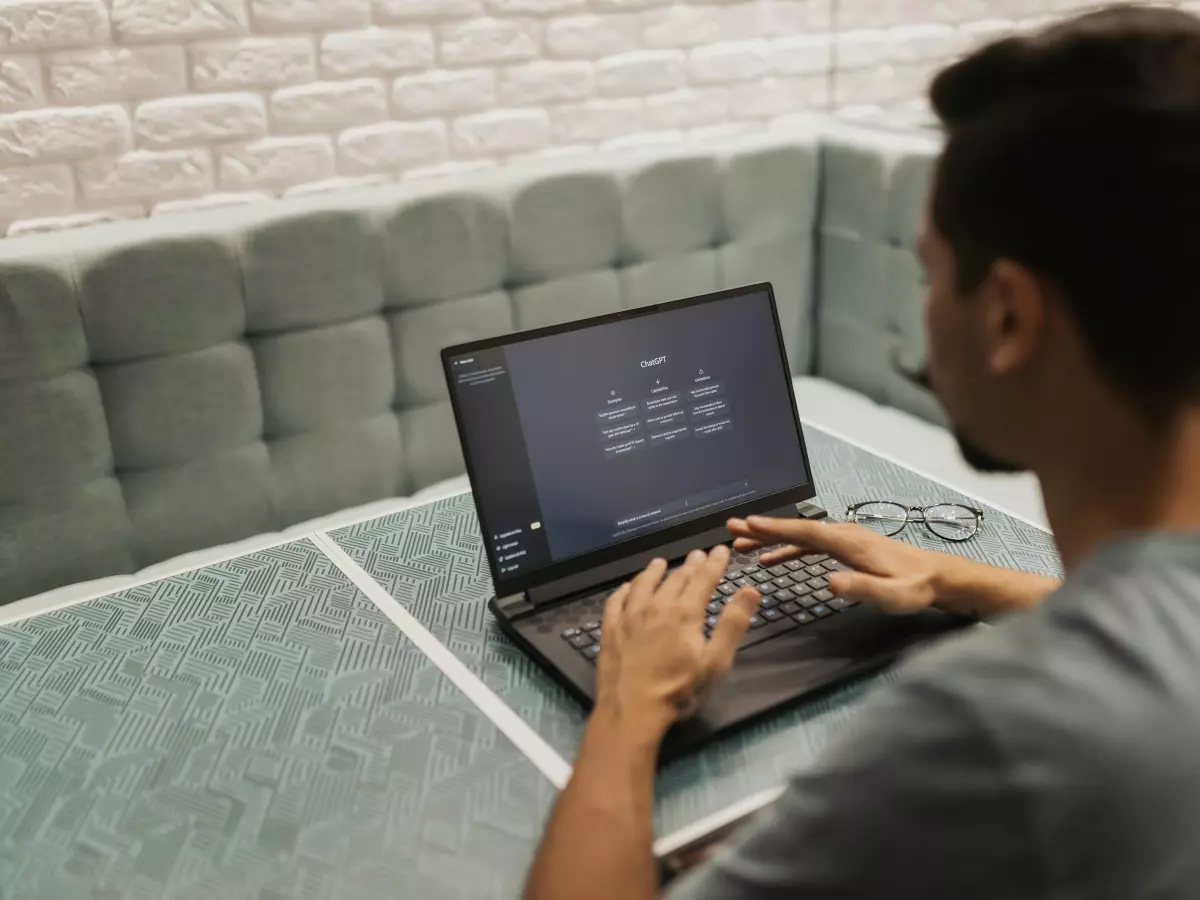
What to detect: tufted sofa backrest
<box><xmin>815</xmin><ymin>122</ymin><xmax>944</xmax><ymax>424</ymax></box>
<box><xmin>1</xmin><ymin>128</ymin><xmax>838</xmax><ymax>605</ymax></box>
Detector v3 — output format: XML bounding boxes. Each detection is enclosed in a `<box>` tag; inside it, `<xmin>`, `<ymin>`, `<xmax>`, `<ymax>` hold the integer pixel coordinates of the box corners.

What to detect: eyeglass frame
<box><xmin>845</xmin><ymin>501</ymin><xmax>985</xmax><ymax>543</ymax></box>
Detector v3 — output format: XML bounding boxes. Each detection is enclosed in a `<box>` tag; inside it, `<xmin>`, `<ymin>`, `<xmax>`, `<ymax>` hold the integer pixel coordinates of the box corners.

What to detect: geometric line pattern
<box><xmin>0</xmin><ymin>538</ymin><xmax>555</xmax><ymax>900</ymax></box>
<box><xmin>329</xmin><ymin>429</ymin><xmax>1064</xmax><ymax>837</ymax></box>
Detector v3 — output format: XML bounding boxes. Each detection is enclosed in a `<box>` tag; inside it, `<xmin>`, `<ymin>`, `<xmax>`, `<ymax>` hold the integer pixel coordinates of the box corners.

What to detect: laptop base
<box><xmin>486</xmin><ymin>498</ymin><xmax>973</xmax><ymax>763</ymax></box>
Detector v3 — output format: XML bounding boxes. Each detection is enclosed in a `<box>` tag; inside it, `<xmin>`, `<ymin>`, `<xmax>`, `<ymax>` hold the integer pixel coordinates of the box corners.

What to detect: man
<box><xmin>524</xmin><ymin>6</ymin><xmax>1200</xmax><ymax>899</ymax></box>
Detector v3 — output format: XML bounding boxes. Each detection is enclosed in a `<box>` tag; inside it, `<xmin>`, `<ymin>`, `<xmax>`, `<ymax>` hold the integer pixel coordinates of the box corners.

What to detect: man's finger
<box><xmin>603</xmin><ymin>582</ymin><xmax>630</xmax><ymax>633</ymax></box>
<box><xmin>731</xmin><ymin>536</ymin><xmax>764</xmax><ymax>553</ymax></box>
<box><xmin>681</xmin><ymin>545</ymin><xmax>729</xmax><ymax>609</ymax></box>
<box><xmin>829</xmin><ymin>571</ymin><xmax>908</xmax><ymax>610</ymax></box>
<box><xmin>706</xmin><ymin>588</ymin><xmax>758</xmax><ymax>673</ymax></box>
<box><xmin>658</xmin><ymin>549</ymin><xmax>706</xmax><ymax>602</ymax></box>
<box><xmin>628</xmin><ymin>558</ymin><xmax>668</xmax><ymax>610</ymax></box>
<box><xmin>729</xmin><ymin>520</ymin><xmax>805</xmax><ymax>563</ymax></box>
<box><xmin>742</xmin><ymin>516</ymin><xmax>866</xmax><ymax>565</ymax></box>
<box><xmin>755</xmin><ymin>546</ymin><xmax>804</xmax><ymax>565</ymax></box>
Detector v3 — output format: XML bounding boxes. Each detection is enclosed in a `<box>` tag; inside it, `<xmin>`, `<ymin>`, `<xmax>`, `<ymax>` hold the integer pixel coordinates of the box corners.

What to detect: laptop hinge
<box><xmin>494</xmin><ymin>592</ymin><xmax>535</xmax><ymax>620</ymax></box>
<box><xmin>796</xmin><ymin>501</ymin><xmax>828</xmax><ymax>520</ymax></box>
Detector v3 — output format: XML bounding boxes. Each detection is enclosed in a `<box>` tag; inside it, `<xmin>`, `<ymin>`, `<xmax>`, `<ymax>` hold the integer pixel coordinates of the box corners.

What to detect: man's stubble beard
<box><xmin>910</xmin><ymin>366</ymin><xmax>1026</xmax><ymax>475</ymax></box>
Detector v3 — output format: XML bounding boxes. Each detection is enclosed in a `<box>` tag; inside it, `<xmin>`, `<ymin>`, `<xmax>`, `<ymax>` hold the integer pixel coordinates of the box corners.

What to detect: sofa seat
<box><xmin>3</xmin><ymin>376</ymin><xmax>1046</xmax><ymax>621</ymax></box>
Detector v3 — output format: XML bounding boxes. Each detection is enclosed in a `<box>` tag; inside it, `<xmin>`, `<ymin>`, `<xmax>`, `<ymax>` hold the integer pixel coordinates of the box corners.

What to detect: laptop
<box><xmin>442</xmin><ymin>283</ymin><xmax>969</xmax><ymax>761</ymax></box>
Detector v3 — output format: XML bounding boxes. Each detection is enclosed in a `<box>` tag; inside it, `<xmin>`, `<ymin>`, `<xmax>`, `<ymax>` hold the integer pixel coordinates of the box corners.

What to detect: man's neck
<box><xmin>1039</xmin><ymin>407</ymin><xmax>1200</xmax><ymax>572</ymax></box>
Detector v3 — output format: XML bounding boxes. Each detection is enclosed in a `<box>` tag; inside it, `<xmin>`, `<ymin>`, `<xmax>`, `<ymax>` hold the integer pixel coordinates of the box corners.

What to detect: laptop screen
<box><xmin>444</xmin><ymin>285</ymin><xmax>812</xmax><ymax>590</ymax></box>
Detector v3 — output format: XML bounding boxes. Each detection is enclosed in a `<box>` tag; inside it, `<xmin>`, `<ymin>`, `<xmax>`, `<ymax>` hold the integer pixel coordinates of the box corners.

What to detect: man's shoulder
<box><xmin>892</xmin><ymin>575</ymin><xmax>1200</xmax><ymax>781</ymax></box>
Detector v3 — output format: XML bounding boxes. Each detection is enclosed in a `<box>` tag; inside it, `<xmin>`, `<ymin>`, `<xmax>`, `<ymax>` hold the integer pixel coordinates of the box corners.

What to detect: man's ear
<box><xmin>982</xmin><ymin>259</ymin><xmax>1046</xmax><ymax>376</ymax></box>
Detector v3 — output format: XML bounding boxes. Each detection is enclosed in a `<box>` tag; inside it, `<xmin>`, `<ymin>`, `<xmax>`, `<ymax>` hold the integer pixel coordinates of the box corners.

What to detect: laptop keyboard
<box><xmin>559</xmin><ymin>553</ymin><xmax>858</xmax><ymax>665</ymax></box>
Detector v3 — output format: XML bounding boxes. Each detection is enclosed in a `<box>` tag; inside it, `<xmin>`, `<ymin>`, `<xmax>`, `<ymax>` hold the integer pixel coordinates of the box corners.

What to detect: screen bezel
<box><xmin>440</xmin><ymin>282</ymin><xmax>817</xmax><ymax>597</ymax></box>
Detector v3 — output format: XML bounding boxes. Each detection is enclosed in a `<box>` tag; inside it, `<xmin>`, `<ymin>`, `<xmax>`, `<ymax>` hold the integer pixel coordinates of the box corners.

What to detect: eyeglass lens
<box><xmin>851</xmin><ymin>501</ymin><xmax>909</xmax><ymax>536</ymax></box>
<box><xmin>924</xmin><ymin>504</ymin><xmax>980</xmax><ymax>541</ymax></box>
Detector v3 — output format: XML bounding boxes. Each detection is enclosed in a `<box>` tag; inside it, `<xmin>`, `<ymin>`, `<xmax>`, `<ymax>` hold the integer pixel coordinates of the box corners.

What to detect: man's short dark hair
<box><xmin>929</xmin><ymin>6</ymin><xmax>1200</xmax><ymax>420</ymax></box>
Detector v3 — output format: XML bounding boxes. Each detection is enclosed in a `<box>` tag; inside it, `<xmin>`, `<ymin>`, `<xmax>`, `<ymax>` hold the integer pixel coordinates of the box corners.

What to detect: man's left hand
<box><xmin>594</xmin><ymin>546</ymin><xmax>760</xmax><ymax>737</ymax></box>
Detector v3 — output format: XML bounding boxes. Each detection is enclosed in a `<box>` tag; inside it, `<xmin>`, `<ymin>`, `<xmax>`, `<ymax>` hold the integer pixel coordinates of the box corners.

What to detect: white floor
<box><xmin>3</xmin><ymin>377</ymin><xmax>1047</xmax><ymax>623</ymax></box>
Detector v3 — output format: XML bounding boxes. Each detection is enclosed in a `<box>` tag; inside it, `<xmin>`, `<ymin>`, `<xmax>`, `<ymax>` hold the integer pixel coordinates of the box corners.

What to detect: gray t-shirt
<box><xmin>667</xmin><ymin>535</ymin><xmax>1200</xmax><ymax>899</ymax></box>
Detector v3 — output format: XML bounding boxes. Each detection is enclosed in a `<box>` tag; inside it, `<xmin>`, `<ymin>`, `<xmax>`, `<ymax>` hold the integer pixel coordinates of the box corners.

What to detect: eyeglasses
<box><xmin>847</xmin><ymin>501</ymin><xmax>984</xmax><ymax>542</ymax></box>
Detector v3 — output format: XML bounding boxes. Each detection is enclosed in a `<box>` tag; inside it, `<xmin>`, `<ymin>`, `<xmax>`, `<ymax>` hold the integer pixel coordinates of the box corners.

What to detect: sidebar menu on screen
<box><xmin>446</xmin><ymin>348</ymin><xmax>551</xmax><ymax>579</ymax></box>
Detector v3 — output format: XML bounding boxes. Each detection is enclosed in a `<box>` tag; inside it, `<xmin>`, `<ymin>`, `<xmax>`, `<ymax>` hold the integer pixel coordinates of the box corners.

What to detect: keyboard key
<box><xmin>561</xmin><ymin>628</ymin><xmax>581</xmax><ymax>640</ymax></box>
<box><xmin>742</xmin><ymin>565</ymin><xmax>761</xmax><ymax>575</ymax></box>
<box><xmin>569</xmin><ymin>633</ymin><xmax>594</xmax><ymax>649</ymax></box>
<box><xmin>813</xmin><ymin>589</ymin><xmax>835</xmax><ymax>603</ymax></box>
<box><xmin>805</xmin><ymin>564</ymin><xmax>827</xmax><ymax>578</ymax></box>
<box><xmin>793</xmin><ymin>611</ymin><xmax>815</xmax><ymax>625</ymax></box>
<box><xmin>748</xmin><ymin>615</ymin><xmax>766</xmax><ymax>629</ymax></box>
<box><xmin>768</xmin><ymin>565</ymin><xmax>789</xmax><ymax>577</ymax></box>
<box><xmin>800</xmin><ymin>553</ymin><xmax>828</xmax><ymax>565</ymax></box>
<box><xmin>582</xmin><ymin>644</ymin><xmax>601</xmax><ymax>660</ymax></box>
<box><xmin>718</xmin><ymin>583</ymin><xmax>738</xmax><ymax>596</ymax></box>
<box><xmin>807</xmin><ymin>576</ymin><xmax>829</xmax><ymax>590</ymax></box>
<box><xmin>799</xmin><ymin>594</ymin><xmax>820</xmax><ymax>609</ymax></box>
<box><xmin>591</xmin><ymin>627</ymin><xmax>601</xmax><ymax>640</ymax></box>
<box><xmin>774</xmin><ymin>588</ymin><xmax>795</xmax><ymax>602</ymax></box>
<box><xmin>711</xmin><ymin>591</ymin><xmax>722</xmax><ymax>602</ymax></box>
<box><xmin>583</xmin><ymin>621</ymin><xmax>601</xmax><ymax>632</ymax></box>
<box><xmin>736</xmin><ymin>576</ymin><xmax>757</xmax><ymax>588</ymax></box>
<box><xmin>751</xmin><ymin>571</ymin><xmax>772</xmax><ymax>584</ymax></box>
<box><xmin>773</xmin><ymin>575</ymin><xmax>794</xmax><ymax>588</ymax></box>
<box><xmin>779</xmin><ymin>600</ymin><xmax>801</xmax><ymax>615</ymax></box>
<box><xmin>758</xmin><ymin>581</ymin><xmax>778</xmax><ymax>594</ymax></box>
<box><xmin>705</xmin><ymin>615</ymin><xmax>720</xmax><ymax>628</ymax></box>
<box><xmin>828</xmin><ymin>597</ymin><xmax>856</xmax><ymax>612</ymax></box>
<box><xmin>758</xmin><ymin>595</ymin><xmax>778</xmax><ymax>609</ymax></box>
<box><xmin>824</xmin><ymin>560</ymin><xmax>849</xmax><ymax>572</ymax></box>
<box><xmin>792</xmin><ymin>583</ymin><xmax>813</xmax><ymax>596</ymax></box>
<box><xmin>707</xmin><ymin>601</ymin><xmax>724</xmax><ymax>615</ymax></box>
<box><xmin>784</xmin><ymin>560</ymin><xmax>804</xmax><ymax>571</ymax></box>
<box><xmin>810</xmin><ymin>603</ymin><xmax>833</xmax><ymax>618</ymax></box>
<box><xmin>761</xmin><ymin>608</ymin><xmax>783</xmax><ymax>622</ymax></box>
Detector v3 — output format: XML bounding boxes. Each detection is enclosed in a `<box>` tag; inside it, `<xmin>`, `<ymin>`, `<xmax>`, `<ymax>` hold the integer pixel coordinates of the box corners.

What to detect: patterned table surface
<box><xmin>0</xmin><ymin>428</ymin><xmax>1062</xmax><ymax>899</ymax></box>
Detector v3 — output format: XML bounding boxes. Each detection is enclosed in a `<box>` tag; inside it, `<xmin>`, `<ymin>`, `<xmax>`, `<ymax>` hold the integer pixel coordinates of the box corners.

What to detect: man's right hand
<box><xmin>727</xmin><ymin>515</ymin><xmax>1060</xmax><ymax>618</ymax></box>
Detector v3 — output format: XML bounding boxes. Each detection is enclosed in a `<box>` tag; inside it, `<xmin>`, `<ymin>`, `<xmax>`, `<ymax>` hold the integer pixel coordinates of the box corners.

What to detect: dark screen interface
<box><xmin>447</xmin><ymin>290</ymin><xmax>810</xmax><ymax>582</ymax></box>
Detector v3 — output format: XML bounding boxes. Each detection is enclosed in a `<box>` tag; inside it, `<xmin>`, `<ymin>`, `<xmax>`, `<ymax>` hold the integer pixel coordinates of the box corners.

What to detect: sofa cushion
<box><xmin>509</xmin><ymin>170</ymin><xmax>622</xmax><ymax>284</ymax></box>
<box><xmin>242</xmin><ymin>206</ymin><xmax>385</xmax><ymax>333</ymax></box>
<box><xmin>382</xmin><ymin>192</ymin><xmax>510</xmax><ymax>307</ymax></box>
<box><xmin>621</xmin><ymin>155</ymin><xmax>721</xmax><ymax>261</ymax></box>
<box><xmin>513</xmin><ymin>270</ymin><xmax>622</xmax><ymax>331</ymax></box>
<box><xmin>98</xmin><ymin>342</ymin><xmax>263</xmax><ymax>469</ymax></box>
<box><xmin>76</xmin><ymin>226</ymin><xmax>245</xmax><ymax>363</ymax></box>
<box><xmin>255</xmin><ymin>317</ymin><xmax>394</xmax><ymax>435</ymax></box>
<box><xmin>0</xmin><ymin>256</ymin><xmax>87</xmax><ymax>383</ymax></box>
<box><xmin>0</xmin><ymin>371</ymin><xmax>112</xmax><ymax>503</ymax></box>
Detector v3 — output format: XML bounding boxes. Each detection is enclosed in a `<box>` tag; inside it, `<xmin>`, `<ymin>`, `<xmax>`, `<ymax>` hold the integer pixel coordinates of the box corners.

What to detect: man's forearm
<box><xmin>524</xmin><ymin>704</ymin><xmax>668</xmax><ymax>900</ymax></box>
<box><xmin>933</xmin><ymin>556</ymin><xmax>1061</xmax><ymax>619</ymax></box>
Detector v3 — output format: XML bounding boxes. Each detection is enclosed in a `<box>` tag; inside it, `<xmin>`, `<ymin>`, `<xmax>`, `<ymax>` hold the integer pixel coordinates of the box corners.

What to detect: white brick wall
<box><xmin>0</xmin><ymin>0</ymin><xmax>1180</xmax><ymax>234</ymax></box>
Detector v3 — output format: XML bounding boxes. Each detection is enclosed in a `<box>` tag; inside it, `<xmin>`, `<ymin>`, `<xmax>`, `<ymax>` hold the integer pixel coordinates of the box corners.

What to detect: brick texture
<box><xmin>0</xmin><ymin>0</ymin><xmax>1171</xmax><ymax>235</ymax></box>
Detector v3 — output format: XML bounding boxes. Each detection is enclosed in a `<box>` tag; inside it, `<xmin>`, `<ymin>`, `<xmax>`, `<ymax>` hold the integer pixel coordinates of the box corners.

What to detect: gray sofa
<box><xmin>0</xmin><ymin>118</ymin><xmax>1043</xmax><ymax>609</ymax></box>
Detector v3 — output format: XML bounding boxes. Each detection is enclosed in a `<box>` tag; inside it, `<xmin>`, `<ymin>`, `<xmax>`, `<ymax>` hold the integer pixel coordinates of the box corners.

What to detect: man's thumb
<box><xmin>829</xmin><ymin>571</ymin><xmax>904</xmax><ymax>608</ymax></box>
